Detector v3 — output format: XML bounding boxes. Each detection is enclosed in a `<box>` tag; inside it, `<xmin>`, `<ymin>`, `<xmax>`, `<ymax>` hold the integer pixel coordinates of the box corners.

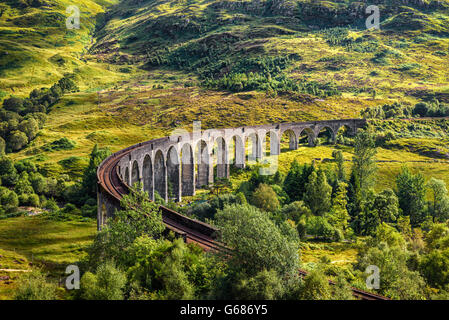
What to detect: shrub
<box><xmin>251</xmin><ymin>183</ymin><xmax>280</xmax><ymax>212</ymax></box>
<box><xmin>80</xmin><ymin>261</ymin><xmax>126</xmax><ymax>300</ymax></box>
<box><xmin>8</xmin><ymin>130</ymin><xmax>28</xmax><ymax>151</ymax></box>
<box><xmin>14</xmin><ymin>270</ymin><xmax>58</xmax><ymax>300</ymax></box>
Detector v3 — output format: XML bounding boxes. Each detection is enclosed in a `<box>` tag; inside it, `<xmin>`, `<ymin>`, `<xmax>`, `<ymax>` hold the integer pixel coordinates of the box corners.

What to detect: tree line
<box><xmin>0</xmin><ymin>75</ymin><xmax>78</xmax><ymax>153</ymax></box>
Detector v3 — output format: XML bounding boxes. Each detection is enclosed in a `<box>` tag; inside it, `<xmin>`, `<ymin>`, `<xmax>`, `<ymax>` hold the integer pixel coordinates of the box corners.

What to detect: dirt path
<box><xmin>0</xmin><ymin>269</ymin><xmax>31</xmax><ymax>272</ymax></box>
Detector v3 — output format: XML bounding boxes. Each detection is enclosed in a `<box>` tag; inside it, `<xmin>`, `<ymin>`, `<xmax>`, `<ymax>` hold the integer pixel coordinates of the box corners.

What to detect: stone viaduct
<box><xmin>97</xmin><ymin>118</ymin><xmax>366</xmax><ymax>227</ymax></box>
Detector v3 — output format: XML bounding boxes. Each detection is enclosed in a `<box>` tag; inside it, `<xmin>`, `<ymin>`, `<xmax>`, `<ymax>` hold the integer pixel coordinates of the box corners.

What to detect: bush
<box><xmin>19</xmin><ymin>118</ymin><xmax>39</xmax><ymax>141</ymax></box>
<box><xmin>80</xmin><ymin>261</ymin><xmax>126</xmax><ymax>300</ymax></box>
<box><xmin>306</xmin><ymin>216</ymin><xmax>342</xmax><ymax>241</ymax></box>
<box><xmin>28</xmin><ymin>193</ymin><xmax>40</xmax><ymax>207</ymax></box>
<box><xmin>14</xmin><ymin>270</ymin><xmax>58</xmax><ymax>300</ymax></box>
<box><xmin>7</xmin><ymin>130</ymin><xmax>28</xmax><ymax>151</ymax></box>
<box><xmin>3</xmin><ymin>97</ymin><xmax>24</xmax><ymax>114</ymax></box>
<box><xmin>43</xmin><ymin>198</ymin><xmax>59</xmax><ymax>212</ymax></box>
<box><xmin>0</xmin><ymin>187</ymin><xmax>19</xmax><ymax>213</ymax></box>
<box><xmin>251</xmin><ymin>183</ymin><xmax>280</xmax><ymax>212</ymax></box>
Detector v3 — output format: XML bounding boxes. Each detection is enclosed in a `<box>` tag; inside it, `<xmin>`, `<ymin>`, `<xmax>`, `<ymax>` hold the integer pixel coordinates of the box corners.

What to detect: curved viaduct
<box><xmin>96</xmin><ymin>118</ymin><xmax>391</xmax><ymax>300</ymax></box>
<box><xmin>96</xmin><ymin>118</ymin><xmax>366</xmax><ymax>246</ymax></box>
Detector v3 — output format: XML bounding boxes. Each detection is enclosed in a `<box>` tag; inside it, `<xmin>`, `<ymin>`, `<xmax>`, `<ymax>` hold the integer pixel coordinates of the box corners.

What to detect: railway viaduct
<box><xmin>97</xmin><ymin>118</ymin><xmax>366</xmax><ymax>228</ymax></box>
<box><xmin>96</xmin><ymin>118</ymin><xmax>391</xmax><ymax>300</ymax></box>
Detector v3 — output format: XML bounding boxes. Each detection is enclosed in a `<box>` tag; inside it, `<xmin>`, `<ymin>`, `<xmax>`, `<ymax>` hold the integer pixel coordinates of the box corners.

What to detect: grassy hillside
<box><xmin>2</xmin><ymin>0</ymin><xmax>449</xmax><ymax>179</ymax></box>
<box><xmin>93</xmin><ymin>0</ymin><xmax>449</xmax><ymax>104</ymax></box>
<box><xmin>0</xmin><ymin>0</ymin><xmax>129</xmax><ymax>99</ymax></box>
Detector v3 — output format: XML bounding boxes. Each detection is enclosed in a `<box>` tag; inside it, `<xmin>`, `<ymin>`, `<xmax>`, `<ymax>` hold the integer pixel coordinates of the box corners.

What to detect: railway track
<box><xmin>97</xmin><ymin>149</ymin><xmax>388</xmax><ymax>300</ymax></box>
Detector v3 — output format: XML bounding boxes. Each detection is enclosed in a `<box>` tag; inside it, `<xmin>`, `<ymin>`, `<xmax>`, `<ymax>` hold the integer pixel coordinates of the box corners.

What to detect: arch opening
<box><xmin>131</xmin><ymin>160</ymin><xmax>140</xmax><ymax>188</ymax></box>
<box><xmin>298</xmin><ymin>128</ymin><xmax>315</xmax><ymax>147</ymax></box>
<box><xmin>124</xmin><ymin>167</ymin><xmax>130</xmax><ymax>185</ymax></box>
<box><xmin>195</xmin><ymin>140</ymin><xmax>210</xmax><ymax>189</ymax></box>
<box><xmin>167</xmin><ymin>146</ymin><xmax>180</xmax><ymax>202</ymax></box>
<box><xmin>181</xmin><ymin>143</ymin><xmax>195</xmax><ymax>196</ymax></box>
<box><xmin>263</xmin><ymin>130</ymin><xmax>280</xmax><ymax>156</ymax></box>
<box><xmin>336</xmin><ymin>125</ymin><xmax>354</xmax><ymax>145</ymax></box>
<box><xmin>281</xmin><ymin>129</ymin><xmax>297</xmax><ymax>152</ymax></box>
<box><xmin>229</xmin><ymin>135</ymin><xmax>245</xmax><ymax>169</ymax></box>
<box><xmin>143</xmin><ymin>155</ymin><xmax>153</xmax><ymax>200</ymax></box>
<box><xmin>212</xmin><ymin>137</ymin><xmax>228</xmax><ymax>180</ymax></box>
<box><xmin>154</xmin><ymin>150</ymin><xmax>167</xmax><ymax>201</ymax></box>
<box><xmin>316</xmin><ymin>126</ymin><xmax>335</xmax><ymax>145</ymax></box>
<box><xmin>246</xmin><ymin>132</ymin><xmax>261</xmax><ymax>165</ymax></box>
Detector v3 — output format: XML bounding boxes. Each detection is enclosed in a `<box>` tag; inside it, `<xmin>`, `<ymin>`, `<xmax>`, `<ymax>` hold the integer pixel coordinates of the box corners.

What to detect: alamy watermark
<box><xmin>65</xmin><ymin>264</ymin><xmax>80</xmax><ymax>290</ymax></box>
<box><xmin>366</xmin><ymin>5</ymin><xmax>380</xmax><ymax>30</ymax></box>
<box><xmin>365</xmin><ymin>265</ymin><xmax>380</xmax><ymax>290</ymax></box>
<box><xmin>66</xmin><ymin>5</ymin><xmax>80</xmax><ymax>30</ymax></box>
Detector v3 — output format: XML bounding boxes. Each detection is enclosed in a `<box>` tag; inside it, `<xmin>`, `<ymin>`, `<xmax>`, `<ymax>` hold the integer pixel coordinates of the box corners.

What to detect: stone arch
<box><xmin>337</xmin><ymin>124</ymin><xmax>355</xmax><ymax>136</ymax></box>
<box><xmin>142</xmin><ymin>154</ymin><xmax>153</xmax><ymax>200</ymax></box>
<box><xmin>167</xmin><ymin>146</ymin><xmax>180</xmax><ymax>202</ymax></box>
<box><xmin>154</xmin><ymin>150</ymin><xmax>167</xmax><ymax>201</ymax></box>
<box><xmin>316</xmin><ymin>126</ymin><xmax>336</xmax><ymax>145</ymax></box>
<box><xmin>335</xmin><ymin>124</ymin><xmax>355</xmax><ymax>145</ymax></box>
<box><xmin>195</xmin><ymin>140</ymin><xmax>210</xmax><ymax>189</ymax></box>
<box><xmin>298</xmin><ymin>127</ymin><xmax>316</xmax><ymax>147</ymax></box>
<box><xmin>263</xmin><ymin>130</ymin><xmax>280</xmax><ymax>156</ymax></box>
<box><xmin>246</xmin><ymin>131</ymin><xmax>261</xmax><ymax>164</ymax></box>
<box><xmin>229</xmin><ymin>135</ymin><xmax>245</xmax><ymax>169</ymax></box>
<box><xmin>181</xmin><ymin>143</ymin><xmax>195</xmax><ymax>196</ymax></box>
<box><xmin>281</xmin><ymin>129</ymin><xmax>298</xmax><ymax>151</ymax></box>
<box><xmin>213</xmin><ymin>137</ymin><xmax>228</xmax><ymax>180</ymax></box>
<box><xmin>131</xmin><ymin>160</ymin><xmax>140</xmax><ymax>188</ymax></box>
<box><xmin>124</xmin><ymin>166</ymin><xmax>130</xmax><ymax>185</ymax></box>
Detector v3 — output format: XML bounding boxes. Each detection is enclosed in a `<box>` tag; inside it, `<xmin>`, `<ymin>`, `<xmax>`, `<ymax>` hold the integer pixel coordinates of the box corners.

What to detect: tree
<box><xmin>80</xmin><ymin>261</ymin><xmax>127</xmax><ymax>300</ymax></box>
<box><xmin>0</xmin><ymin>187</ymin><xmax>19</xmax><ymax>213</ymax></box>
<box><xmin>215</xmin><ymin>204</ymin><xmax>299</xmax><ymax>277</ymax></box>
<box><xmin>328</xmin><ymin>182</ymin><xmax>350</xmax><ymax>234</ymax></box>
<box><xmin>351</xmin><ymin>129</ymin><xmax>377</xmax><ymax>197</ymax></box>
<box><xmin>372</xmin><ymin>189</ymin><xmax>399</xmax><ymax>223</ymax></box>
<box><xmin>304</xmin><ymin>170</ymin><xmax>332</xmax><ymax>216</ymax></box>
<box><xmin>427</xmin><ymin>178</ymin><xmax>449</xmax><ymax>222</ymax></box>
<box><xmin>8</xmin><ymin>130</ymin><xmax>28</xmax><ymax>151</ymax></box>
<box><xmin>3</xmin><ymin>97</ymin><xmax>24</xmax><ymax>114</ymax></box>
<box><xmin>234</xmin><ymin>269</ymin><xmax>284</xmax><ymax>300</ymax></box>
<box><xmin>81</xmin><ymin>144</ymin><xmax>112</xmax><ymax>198</ymax></box>
<box><xmin>29</xmin><ymin>172</ymin><xmax>47</xmax><ymax>194</ymax></box>
<box><xmin>87</xmin><ymin>187</ymin><xmax>165</xmax><ymax>268</ymax></box>
<box><xmin>332</xmin><ymin>149</ymin><xmax>345</xmax><ymax>181</ymax></box>
<box><xmin>300</xmin><ymin>269</ymin><xmax>332</xmax><ymax>300</ymax></box>
<box><xmin>209</xmin><ymin>178</ymin><xmax>231</xmax><ymax>196</ymax></box>
<box><xmin>419</xmin><ymin>249</ymin><xmax>449</xmax><ymax>289</ymax></box>
<box><xmin>14</xmin><ymin>171</ymin><xmax>34</xmax><ymax>195</ymax></box>
<box><xmin>0</xmin><ymin>136</ymin><xmax>4</xmax><ymax>156</ymax></box>
<box><xmin>283</xmin><ymin>161</ymin><xmax>315</xmax><ymax>202</ymax></box>
<box><xmin>127</xmin><ymin>237</ymin><xmax>215</xmax><ymax>300</ymax></box>
<box><xmin>14</xmin><ymin>270</ymin><xmax>57</xmax><ymax>300</ymax></box>
<box><xmin>0</xmin><ymin>157</ymin><xmax>17</xmax><ymax>187</ymax></box>
<box><xmin>18</xmin><ymin>118</ymin><xmax>39</xmax><ymax>141</ymax></box>
<box><xmin>306</xmin><ymin>216</ymin><xmax>342</xmax><ymax>241</ymax></box>
<box><xmin>396</xmin><ymin>167</ymin><xmax>427</xmax><ymax>226</ymax></box>
<box><xmin>279</xmin><ymin>201</ymin><xmax>311</xmax><ymax>224</ymax></box>
<box><xmin>413</xmin><ymin>102</ymin><xmax>429</xmax><ymax>117</ymax></box>
<box><xmin>251</xmin><ymin>183</ymin><xmax>280</xmax><ymax>212</ymax></box>
<box><xmin>356</xmin><ymin>242</ymin><xmax>426</xmax><ymax>299</ymax></box>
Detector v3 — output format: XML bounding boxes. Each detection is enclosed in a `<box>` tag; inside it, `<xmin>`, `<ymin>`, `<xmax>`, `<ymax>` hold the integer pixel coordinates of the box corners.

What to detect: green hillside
<box><xmin>0</xmin><ymin>0</ymin><xmax>125</xmax><ymax>99</ymax></box>
<box><xmin>1</xmin><ymin>0</ymin><xmax>447</xmax><ymax>177</ymax></box>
